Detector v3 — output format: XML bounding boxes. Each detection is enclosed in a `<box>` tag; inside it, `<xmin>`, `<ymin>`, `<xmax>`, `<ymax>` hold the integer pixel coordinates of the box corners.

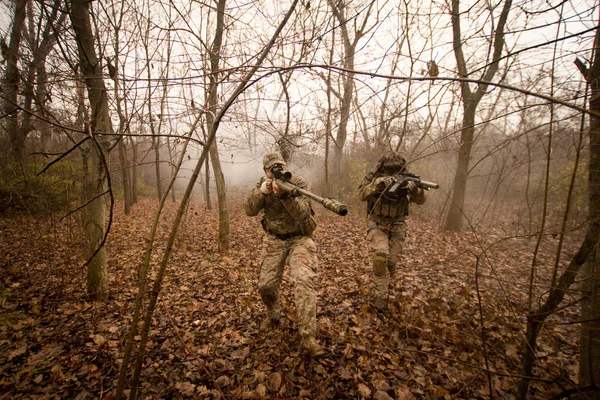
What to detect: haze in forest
<box><xmin>1</xmin><ymin>0</ymin><xmax>599</xmax><ymax>399</ymax></box>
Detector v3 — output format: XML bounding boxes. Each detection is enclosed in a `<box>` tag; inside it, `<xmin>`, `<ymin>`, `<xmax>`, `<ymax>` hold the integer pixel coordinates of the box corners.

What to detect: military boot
<box><xmin>260</xmin><ymin>290</ymin><xmax>281</xmax><ymax>327</ymax></box>
<box><xmin>267</xmin><ymin>306</ymin><xmax>280</xmax><ymax>324</ymax></box>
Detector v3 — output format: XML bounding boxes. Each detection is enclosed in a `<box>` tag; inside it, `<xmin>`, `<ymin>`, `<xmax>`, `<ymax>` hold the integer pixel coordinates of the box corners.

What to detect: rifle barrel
<box><xmin>275</xmin><ymin>180</ymin><xmax>348</xmax><ymax>216</ymax></box>
<box><xmin>403</xmin><ymin>176</ymin><xmax>439</xmax><ymax>190</ymax></box>
<box><xmin>417</xmin><ymin>179</ymin><xmax>439</xmax><ymax>190</ymax></box>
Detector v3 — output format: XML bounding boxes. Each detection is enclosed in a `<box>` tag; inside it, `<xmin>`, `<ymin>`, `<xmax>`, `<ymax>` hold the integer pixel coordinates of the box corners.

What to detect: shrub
<box><xmin>0</xmin><ymin>157</ymin><xmax>82</xmax><ymax>214</ymax></box>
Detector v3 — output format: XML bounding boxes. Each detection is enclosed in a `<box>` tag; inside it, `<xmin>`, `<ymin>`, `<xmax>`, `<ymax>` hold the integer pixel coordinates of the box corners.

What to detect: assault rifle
<box><xmin>386</xmin><ymin>172</ymin><xmax>439</xmax><ymax>198</ymax></box>
<box><xmin>390</xmin><ymin>172</ymin><xmax>439</xmax><ymax>190</ymax></box>
<box><xmin>270</xmin><ymin>165</ymin><xmax>348</xmax><ymax>216</ymax></box>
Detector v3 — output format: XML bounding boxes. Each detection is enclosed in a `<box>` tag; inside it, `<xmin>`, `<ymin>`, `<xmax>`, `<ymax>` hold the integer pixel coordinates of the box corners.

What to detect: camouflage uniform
<box><xmin>244</xmin><ymin>152</ymin><xmax>323</xmax><ymax>355</ymax></box>
<box><xmin>358</xmin><ymin>153</ymin><xmax>426</xmax><ymax>309</ymax></box>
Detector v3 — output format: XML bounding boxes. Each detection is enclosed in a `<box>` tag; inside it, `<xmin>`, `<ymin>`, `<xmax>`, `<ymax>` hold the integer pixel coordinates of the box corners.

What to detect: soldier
<box><xmin>243</xmin><ymin>152</ymin><xmax>325</xmax><ymax>357</ymax></box>
<box><xmin>358</xmin><ymin>152</ymin><xmax>427</xmax><ymax>310</ymax></box>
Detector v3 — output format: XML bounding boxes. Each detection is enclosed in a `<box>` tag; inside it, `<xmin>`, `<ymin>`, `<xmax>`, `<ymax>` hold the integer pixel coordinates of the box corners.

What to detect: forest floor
<box><xmin>0</xmin><ymin>195</ymin><xmax>584</xmax><ymax>399</ymax></box>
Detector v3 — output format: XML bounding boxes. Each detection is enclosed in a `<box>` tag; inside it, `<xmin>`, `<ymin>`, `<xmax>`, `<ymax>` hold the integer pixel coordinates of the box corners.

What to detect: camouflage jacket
<box><xmin>244</xmin><ymin>175</ymin><xmax>315</xmax><ymax>237</ymax></box>
<box><xmin>358</xmin><ymin>172</ymin><xmax>426</xmax><ymax>224</ymax></box>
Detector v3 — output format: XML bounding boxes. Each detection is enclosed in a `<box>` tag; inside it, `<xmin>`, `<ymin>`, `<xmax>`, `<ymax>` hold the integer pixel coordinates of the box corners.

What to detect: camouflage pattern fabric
<box><xmin>358</xmin><ymin>168</ymin><xmax>426</xmax><ymax>302</ymax></box>
<box><xmin>244</xmin><ymin>175</ymin><xmax>313</xmax><ymax>236</ymax></box>
<box><xmin>366</xmin><ymin>220</ymin><xmax>407</xmax><ymax>299</ymax></box>
<box><xmin>258</xmin><ymin>234</ymin><xmax>318</xmax><ymax>338</ymax></box>
<box><xmin>244</xmin><ymin>175</ymin><xmax>318</xmax><ymax>340</ymax></box>
<box><xmin>358</xmin><ymin>174</ymin><xmax>425</xmax><ymax>223</ymax></box>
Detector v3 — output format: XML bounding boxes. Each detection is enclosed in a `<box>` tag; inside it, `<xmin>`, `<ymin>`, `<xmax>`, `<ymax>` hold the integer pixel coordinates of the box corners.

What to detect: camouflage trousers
<box><xmin>366</xmin><ymin>220</ymin><xmax>407</xmax><ymax>300</ymax></box>
<box><xmin>258</xmin><ymin>234</ymin><xmax>318</xmax><ymax>339</ymax></box>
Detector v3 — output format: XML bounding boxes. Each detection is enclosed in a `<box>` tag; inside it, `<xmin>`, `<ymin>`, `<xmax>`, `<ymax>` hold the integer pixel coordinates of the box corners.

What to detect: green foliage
<box><xmin>0</xmin><ymin>157</ymin><xmax>82</xmax><ymax>213</ymax></box>
<box><xmin>547</xmin><ymin>156</ymin><xmax>588</xmax><ymax>221</ymax></box>
<box><xmin>344</xmin><ymin>157</ymin><xmax>369</xmax><ymax>201</ymax></box>
<box><xmin>135</xmin><ymin>178</ymin><xmax>156</xmax><ymax>197</ymax></box>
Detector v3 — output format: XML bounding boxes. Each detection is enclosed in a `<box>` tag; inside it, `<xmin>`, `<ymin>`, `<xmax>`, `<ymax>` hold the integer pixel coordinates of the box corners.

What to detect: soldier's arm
<box><xmin>358</xmin><ymin>181</ymin><xmax>377</xmax><ymax>201</ymax></box>
<box><xmin>359</xmin><ymin>175</ymin><xmax>391</xmax><ymax>201</ymax></box>
<box><xmin>408</xmin><ymin>182</ymin><xmax>426</xmax><ymax>205</ymax></box>
<box><xmin>278</xmin><ymin>176</ymin><xmax>312</xmax><ymax>221</ymax></box>
<box><xmin>243</xmin><ymin>181</ymin><xmax>266</xmax><ymax>216</ymax></box>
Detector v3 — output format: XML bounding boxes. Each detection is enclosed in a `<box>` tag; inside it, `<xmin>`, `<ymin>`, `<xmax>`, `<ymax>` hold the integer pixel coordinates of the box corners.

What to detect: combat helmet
<box><xmin>263</xmin><ymin>152</ymin><xmax>286</xmax><ymax>169</ymax></box>
<box><xmin>377</xmin><ymin>152</ymin><xmax>407</xmax><ymax>173</ymax></box>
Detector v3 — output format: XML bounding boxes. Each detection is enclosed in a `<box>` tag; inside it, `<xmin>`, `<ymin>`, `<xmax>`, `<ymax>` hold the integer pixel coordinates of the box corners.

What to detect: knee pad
<box><xmin>373</xmin><ymin>256</ymin><xmax>388</xmax><ymax>277</ymax></box>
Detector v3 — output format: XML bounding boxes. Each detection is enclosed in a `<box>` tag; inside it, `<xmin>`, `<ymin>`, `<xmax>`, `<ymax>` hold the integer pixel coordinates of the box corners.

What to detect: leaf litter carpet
<box><xmin>0</xmin><ymin>197</ymin><xmax>581</xmax><ymax>399</ymax></box>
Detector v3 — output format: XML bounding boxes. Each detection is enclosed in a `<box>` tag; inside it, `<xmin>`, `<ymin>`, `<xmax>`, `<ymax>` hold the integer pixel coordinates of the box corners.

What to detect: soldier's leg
<box><xmin>258</xmin><ymin>235</ymin><xmax>288</xmax><ymax>323</ymax></box>
<box><xmin>367</xmin><ymin>223</ymin><xmax>391</xmax><ymax>309</ymax></box>
<box><xmin>388</xmin><ymin>222</ymin><xmax>407</xmax><ymax>277</ymax></box>
<box><xmin>287</xmin><ymin>236</ymin><xmax>324</xmax><ymax>356</ymax></box>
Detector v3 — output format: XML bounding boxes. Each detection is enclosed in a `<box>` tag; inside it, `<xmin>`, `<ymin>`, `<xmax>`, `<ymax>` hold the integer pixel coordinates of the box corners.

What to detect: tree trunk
<box><xmin>111</xmin><ymin>40</ymin><xmax>132</xmax><ymax>215</ymax></box>
<box><xmin>118</xmin><ymin>138</ymin><xmax>131</xmax><ymax>215</ymax></box>
<box><xmin>444</xmin><ymin>0</ymin><xmax>512</xmax><ymax>231</ymax></box>
<box><xmin>36</xmin><ymin>61</ymin><xmax>53</xmax><ymax>152</ymax></box>
<box><xmin>152</xmin><ymin>129</ymin><xmax>162</xmax><ymax>200</ymax></box>
<box><xmin>206</xmin><ymin>0</ymin><xmax>230</xmax><ymax>254</ymax></box>
<box><xmin>167</xmin><ymin>138</ymin><xmax>176</xmax><ymax>203</ymax></box>
<box><xmin>580</xmin><ymin>248</ymin><xmax>600</xmax><ymax>398</ymax></box>
<box><xmin>209</xmin><ymin>143</ymin><xmax>229</xmax><ymax>254</ymax></box>
<box><xmin>444</xmin><ymin>103</ymin><xmax>476</xmax><ymax>231</ymax></box>
<box><xmin>578</xmin><ymin>16</ymin><xmax>600</xmax><ymax>398</ymax></box>
<box><xmin>204</xmin><ymin>152</ymin><xmax>212</xmax><ymax>210</ymax></box>
<box><xmin>326</xmin><ymin>0</ymin><xmax>374</xmax><ymax>196</ymax></box>
<box><xmin>131</xmin><ymin>137</ymin><xmax>138</xmax><ymax>204</ymax></box>
<box><xmin>143</xmin><ymin>25</ymin><xmax>163</xmax><ymax>201</ymax></box>
<box><xmin>4</xmin><ymin>0</ymin><xmax>27</xmax><ymax>161</ymax></box>
<box><xmin>69</xmin><ymin>0</ymin><xmax>111</xmax><ymax>301</ymax></box>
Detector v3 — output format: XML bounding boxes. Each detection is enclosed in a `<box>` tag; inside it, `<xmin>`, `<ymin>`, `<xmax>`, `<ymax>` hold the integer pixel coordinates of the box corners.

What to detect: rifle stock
<box><xmin>275</xmin><ymin>179</ymin><xmax>348</xmax><ymax>216</ymax></box>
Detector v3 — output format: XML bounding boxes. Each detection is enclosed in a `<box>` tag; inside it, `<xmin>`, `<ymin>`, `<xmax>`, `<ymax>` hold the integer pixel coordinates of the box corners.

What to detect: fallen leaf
<box><xmin>8</xmin><ymin>345</ymin><xmax>27</xmax><ymax>360</ymax></box>
<box><xmin>358</xmin><ymin>383</ymin><xmax>371</xmax><ymax>398</ymax></box>
<box><xmin>267</xmin><ymin>371</ymin><xmax>282</xmax><ymax>392</ymax></box>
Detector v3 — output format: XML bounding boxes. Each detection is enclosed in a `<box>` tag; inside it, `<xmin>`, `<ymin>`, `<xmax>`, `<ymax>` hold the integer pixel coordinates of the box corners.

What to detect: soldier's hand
<box><xmin>260</xmin><ymin>179</ymin><xmax>274</xmax><ymax>194</ymax></box>
<box><xmin>375</xmin><ymin>176</ymin><xmax>394</xmax><ymax>190</ymax></box>
<box><xmin>272</xmin><ymin>181</ymin><xmax>283</xmax><ymax>196</ymax></box>
<box><xmin>405</xmin><ymin>180</ymin><xmax>418</xmax><ymax>193</ymax></box>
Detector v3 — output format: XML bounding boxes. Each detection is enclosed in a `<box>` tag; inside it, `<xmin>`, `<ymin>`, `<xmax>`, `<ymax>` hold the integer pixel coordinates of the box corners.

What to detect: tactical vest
<box><xmin>367</xmin><ymin>193</ymin><xmax>409</xmax><ymax>221</ymax></box>
<box><xmin>258</xmin><ymin>176</ymin><xmax>317</xmax><ymax>236</ymax></box>
<box><xmin>364</xmin><ymin>171</ymin><xmax>410</xmax><ymax>221</ymax></box>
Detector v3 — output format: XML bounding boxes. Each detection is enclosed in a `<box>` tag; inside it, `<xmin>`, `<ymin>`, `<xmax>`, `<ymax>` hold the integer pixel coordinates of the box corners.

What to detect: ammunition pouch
<box><xmin>386</xmin><ymin>180</ymin><xmax>409</xmax><ymax>200</ymax></box>
<box><xmin>300</xmin><ymin>208</ymin><xmax>317</xmax><ymax>236</ymax></box>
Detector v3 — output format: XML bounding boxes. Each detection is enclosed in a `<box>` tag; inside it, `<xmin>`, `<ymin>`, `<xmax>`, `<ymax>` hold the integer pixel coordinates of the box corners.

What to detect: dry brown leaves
<box><xmin>0</xmin><ymin>196</ymin><xmax>582</xmax><ymax>399</ymax></box>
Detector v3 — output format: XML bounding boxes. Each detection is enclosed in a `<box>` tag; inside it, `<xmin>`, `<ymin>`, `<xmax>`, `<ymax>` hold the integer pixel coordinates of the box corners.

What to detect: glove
<box><xmin>406</xmin><ymin>180</ymin><xmax>418</xmax><ymax>193</ymax></box>
<box><xmin>260</xmin><ymin>179</ymin><xmax>273</xmax><ymax>194</ymax></box>
<box><xmin>375</xmin><ymin>176</ymin><xmax>394</xmax><ymax>191</ymax></box>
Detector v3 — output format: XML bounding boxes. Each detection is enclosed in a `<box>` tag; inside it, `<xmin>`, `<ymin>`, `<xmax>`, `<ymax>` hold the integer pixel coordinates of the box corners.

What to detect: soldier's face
<box><xmin>383</xmin><ymin>165</ymin><xmax>402</xmax><ymax>175</ymax></box>
<box><xmin>265</xmin><ymin>163</ymin><xmax>284</xmax><ymax>179</ymax></box>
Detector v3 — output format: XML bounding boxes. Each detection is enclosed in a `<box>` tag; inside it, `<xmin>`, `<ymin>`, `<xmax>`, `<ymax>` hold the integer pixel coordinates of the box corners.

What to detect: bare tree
<box><xmin>206</xmin><ymin>0</ymin><xmax>230</xmax><ymax>255</ymax></box>
<box><xmin>68</xmin><ymin>0</ymin><xmax>113</xmax><ymax>300</ymax></box>
<box><xmin>444</xmin><ymin>0</ymin><xmax>512</xmax><ymax>231</ymax></box>
<box><xmin>23</xmin><ymin>0</ymin><xmax>67</xmax><ymax>153</ymax></box>
<box><xmin>576</xmin><ymin>16</ymin><xmax>600</xmax><ymax>398</ymax></box>
<box><xmin>3</xmin><ymin>0</ymin><xmax>27</xmax><ymax>160</ymax></box>
<box><xmin>325</xmin><ymin>0</ymin><xmax>378</xmax><ymax>194</ymax></box>
<box><xmin>105</xmin><ymin>1</ymin><xmax>133</xmax><ymax>215</ymax></box>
